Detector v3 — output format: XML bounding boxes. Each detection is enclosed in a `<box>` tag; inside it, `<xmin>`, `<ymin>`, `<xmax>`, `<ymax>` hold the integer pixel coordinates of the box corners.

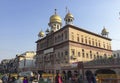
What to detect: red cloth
<box><xmin>58</xmin><ymin>76</ymin><xmax>62</xmax><ymax>83</ymax></box>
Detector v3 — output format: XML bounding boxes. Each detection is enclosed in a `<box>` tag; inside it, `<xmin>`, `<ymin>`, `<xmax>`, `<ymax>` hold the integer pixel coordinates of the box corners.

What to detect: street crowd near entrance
<box><xmin>0</xmin><ymin>71</ymin><xmax>97</xmax><ymax>83</ymax></box>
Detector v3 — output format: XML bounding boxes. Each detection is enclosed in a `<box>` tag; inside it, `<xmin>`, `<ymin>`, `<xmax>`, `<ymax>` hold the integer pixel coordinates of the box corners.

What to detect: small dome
<box><xmin>49</xmin><ymin>9</ymin><xmax>62</xmax><ymax>24</ymax></box>
<box><xmin>101</xmin><ymin>27</ymin><xmax>109</xmax><ymax>36</ymax></box>
<box><xmin>46</xmin><ymin>28</ymin><xmax>50</xmax><ymax>33</ymax></box>
<box><xmin>102</xmin><ymin>28</ymin><xmax>108</xmax><ymax>33</ymax></box>
<box><xmin>38</xmin><ymin>30</ymin><xmax>45</xmax><ymax>37</ymax></box>
<box><xmin>64</xmin><ymin>12</ymin><xmax>74</xmax><ymax>25</ymax></box>
<box><xmin>50</xmin><ymin>14</ymin><xmax>62</xmax><ymax>23</ymax></box>
<box><xmin>65</xmin><ymin>12</ymin><xmax>74</xmax><ymax>19</ymax></box>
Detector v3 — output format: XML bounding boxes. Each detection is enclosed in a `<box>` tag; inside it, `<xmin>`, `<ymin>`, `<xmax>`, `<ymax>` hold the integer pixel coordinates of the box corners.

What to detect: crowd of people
<box><xmin>1</xmin><ymin>74</ymin><xmax>38</xmax><ymax>83</ymax></box>
<box><xmin>56</xmin><ymin>71</ymin><xmax>97</xmax><ymax>83</ymax></box>
<box><xmin>1</xmin><ymin>71</ymin><xmax>97</xmax><ymax>83</ymax></box>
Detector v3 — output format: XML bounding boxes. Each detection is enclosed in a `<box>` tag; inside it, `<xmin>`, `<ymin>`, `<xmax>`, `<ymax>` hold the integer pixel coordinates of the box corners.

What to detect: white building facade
<box><xmin>113</xmin><ymin>50</ymin><xmax>120</xmax><ymax>58</ymax></box>
<box><xmin>18</xmin><ymin>51</ymin><xmax>36</xmax><ymax>72</ymax></box>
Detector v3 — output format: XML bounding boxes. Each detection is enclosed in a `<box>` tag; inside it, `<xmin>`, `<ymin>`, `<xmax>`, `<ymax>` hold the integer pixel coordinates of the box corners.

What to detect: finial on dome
<box><xmin>55</xmin><ymin>9</ymin><xmax>57</xmax><ymax>15</ymax></box>
<box><xmin>66</xmin><ymin>7</ymin><xmax>68</xmax><ymax>13</ymax></box>
<box><xmin>66</xmin><ymin>6</ymin><xmax>70</xmax><ymax>13</ymax></box>
<box><xmin>64</xmin><ymin>8</ymin><xmax>74</xmax><ymax>25</ymax></box>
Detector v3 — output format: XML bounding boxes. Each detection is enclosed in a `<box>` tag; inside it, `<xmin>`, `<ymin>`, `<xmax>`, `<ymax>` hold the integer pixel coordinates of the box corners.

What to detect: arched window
<box><xmin>92</xmin><ymin>39</ymin><xmax>94</xmax><ymax>46</ymax></box>
<box><xmin>71</xmin><ymin>32</ymin><xmax>74</xmax><ymax>41</ymax></box>
<box><xmin>114</xmin><ymin>54</ymin><xmax>116</xmax><ymax>58</ymax></box>
<box><xmin>57</xmin><ymin>25</ymin><xmax>59</xmax><ymax>29</ymax></box>
<box><xmin>71</xmin><ymin>49</ymin><xmax>75</xmax><ymax>56</ymax></box>
<box><xmin>68</xmin><ymin>18</ymin><xmax>70</xmax><ymax>22</ymax></box>
<box><xmin>89</xmin><ymin>38</ymin><xmax>91</xmax><ymax>45</ymax></box>
<box><xmin>95</xmin><ymin>39</ymin><xmax>97</xmax><ymax>46</ymax></box>
<box><xmin>103</xmin><ymin>42</ymin><xmax>105</xmax><ymax>48</ymax></box>
<box><xmin>85</xmin><ymin>37</ymin><xmax>87</xmax><ymax>44</ymax></box>
<box><xmin>94</xmin><ymin>55</ymin><xmax>96</xmax><ymax>59</ymax></box>
<box><xmin>90</xmin><ymin>51</ymin><xmax>92</xmax><ymax>59</ymax></box>
<box><xmin>81</xmin><ymin>35</ymin><xmax>84</xmax><ymax>43</ymax></box>
<box><xmin>98</xmin><ymin>40</ymin><xmax>101</xmax><ymax>47</ymax></box>
<box><xmin>78</xmin><ymin>52</ymin><xmax>80</xmax><ymax>57</ymax></box>
<box><xmin>104</xmin><ymin>54</ymin><xmax>107</xmax><ymax>58</ymax></box>
<box><xmin>77</xmin><ymin>34</ymin><xmax>80</xmax><ymax>42</ymax></box>
<box><xmin>86</xmin><ymin>53</ymin><xmax>88</xmax><ymax>58</ymax></box>
<box><xmin>82</xmin><ymin>49</ymin><xmax>85</xmax><ymax>58</ymax></box>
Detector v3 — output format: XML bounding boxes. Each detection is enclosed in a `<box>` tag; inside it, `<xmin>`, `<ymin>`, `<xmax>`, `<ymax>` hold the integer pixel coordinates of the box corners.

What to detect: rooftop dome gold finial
<box><xmin>65</xmin><ymin>7</ymin><xmax>74</xmax><ymax>19</ymax></box>
<box><xmin>65</xmin><ymin>12</ymin><xmax>74</xmax><ymax>19</ymax></box>
<box><xmin>55</xmin><ymin>9</ymin><xmax>57</xmax><ymax>14</ymax></box>
<box><xmin>38</xmin><ymin>30</ymin><xmax>45</xmax><ymax>37</ymax></box>
<box><xmin>64</xmin><ymin>7</ymin><xmax>74</xmax><ymax>25</ymax></box>
<box><xmin>101</xmin><ymin>26</ymin><xmax>109</xmax><ymax>37</ymax></box>
<box><xmin>49</xmin><ymin>9</ymin><xmax>62</xmax><ymax>24</ymax></box>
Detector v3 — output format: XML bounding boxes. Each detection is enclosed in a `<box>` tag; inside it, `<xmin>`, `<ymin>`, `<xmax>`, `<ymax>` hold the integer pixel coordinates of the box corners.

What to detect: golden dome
<box><xmin>65</xmin><ymin>12</ymin><xmax>74</xmax><ymax>19</ymax></box>
<box><xmin>38</xmin><ymin>30</ymin><xmax>45</xmax><ymax>37</ymax></box>
<box><xmin>49</xmin><ymin>9</ymin><xmax>62</xmax><ymax>25</ymax></box>
<box><xmin>50</xmin><ymin>14</ymin><xmax>62</xmax><ymax>23</ymax></box>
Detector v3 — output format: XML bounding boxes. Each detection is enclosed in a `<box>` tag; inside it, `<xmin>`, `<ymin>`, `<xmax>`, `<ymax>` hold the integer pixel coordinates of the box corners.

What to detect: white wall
<box><xmin>19</xmin><ymin>59</ymin><xmax>35</xmax><ymax>68</ymax></box>
<box><xmin>113</xmin><ymin>50</ymin><xmax>120</xmax><ymax>58</ymax></box>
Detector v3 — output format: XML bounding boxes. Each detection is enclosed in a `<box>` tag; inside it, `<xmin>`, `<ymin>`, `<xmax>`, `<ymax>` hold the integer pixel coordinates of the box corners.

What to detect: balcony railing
<box><xmin>84</xmin><ymin>58</ymin><xmax>120</xmax><ymax>67</ymax></box>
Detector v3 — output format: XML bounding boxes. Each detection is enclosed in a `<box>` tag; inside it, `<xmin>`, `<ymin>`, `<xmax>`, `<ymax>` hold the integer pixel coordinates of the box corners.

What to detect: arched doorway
<box><xmin>62</xmin><ymin>71</ymin><xmax>67</xmax><ymax>80</ymax></box>
<box><xmin>95</xmin><ymin>69</ymin><xmax>117</xmax><ymax>83</ymax></box>
<box><xmin>95</xmin><ymin>69</ymin><xmax>116</xmax><ymax>75</ymax></box>
<box><xmin>85</xmin><ymin>70</ymin><xmax>93</xmax><ymax>77</ymax></box>
<box><xmin>85</xmin><ymin>70</ymin><xmax>93</xmax><ymax>82</ymax></box>
<box><xmin>67</xmin><ymin>70</ymin><xmax>72</xmax><ymax>80</ymax></box>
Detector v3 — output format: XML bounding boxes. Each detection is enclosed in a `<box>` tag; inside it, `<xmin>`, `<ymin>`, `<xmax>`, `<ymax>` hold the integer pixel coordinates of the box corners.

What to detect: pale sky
<box><xmin>0</xmin><ymin>0</ymin><xmax>120</xmax><ymax>62</ymax></box>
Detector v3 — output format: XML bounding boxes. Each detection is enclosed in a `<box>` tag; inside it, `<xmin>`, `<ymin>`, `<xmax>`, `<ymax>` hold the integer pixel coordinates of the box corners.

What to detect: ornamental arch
<box><xmin>95</xmin><ymin>69</ymin><xmax>116</xmax><ymax>75</ymax></box>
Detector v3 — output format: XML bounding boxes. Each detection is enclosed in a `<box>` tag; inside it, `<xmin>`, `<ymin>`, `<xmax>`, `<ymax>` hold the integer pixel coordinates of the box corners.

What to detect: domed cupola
<box><xmin>48</xmin><ymin>9</ymin><xmax>62</xmax><ymax>32</ymax></box>
<box><xmin>50</xmin><ymin>13</ymin><xmax>62</xmax><ymax>23</ymax></box>
<box><xmin>64</xmin><ymin>11</ymin><xmax>74</xmax><ymax>25</ymax></box>
<box><xmin>45</xmin><ymin>28</ymin><xmax>50</xmax><ymax>35</ymax></box>
<box><xmin>101</xmin><ymin>26</ymin><xmax>109</xmax><ymax>37</ymax></box>
<box><xmin>38</xmin><ymin>30</ymin><xmax>45</xmax><ymax>38</ymax></box>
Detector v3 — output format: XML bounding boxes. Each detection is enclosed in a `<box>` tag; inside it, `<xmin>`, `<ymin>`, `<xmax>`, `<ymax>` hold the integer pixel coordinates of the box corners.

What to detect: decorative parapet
<box><xmin>84</xmin><ymin>58</ymin><xmax>120</xmax><ymax>68</ymax></box>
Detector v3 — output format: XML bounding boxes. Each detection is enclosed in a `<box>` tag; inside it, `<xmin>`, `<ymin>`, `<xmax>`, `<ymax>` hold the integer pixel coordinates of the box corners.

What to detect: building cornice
<box><xmin>65</xmin><ymin>24</ymin><xmax>112</xmax><ymax>41</ymax></box>
<box><xmin>36</xmin><ymin>24</ymin><xmax>112</xmax><ymax>43</ymax></box>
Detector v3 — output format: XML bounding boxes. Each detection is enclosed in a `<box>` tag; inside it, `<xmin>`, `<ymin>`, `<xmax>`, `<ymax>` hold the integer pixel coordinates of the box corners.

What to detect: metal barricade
<box><xmin>96</xmin><ymin>74</ymin><xmax>120</xmax><ymax>83</ymax></box>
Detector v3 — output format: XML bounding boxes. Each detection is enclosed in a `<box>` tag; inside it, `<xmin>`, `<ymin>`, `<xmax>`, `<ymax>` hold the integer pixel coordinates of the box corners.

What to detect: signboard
<box><xmin>19</xmin><ymin>71</ymin><xmax>34</xmax><ymax>77</ymax></box>
<box><xmin>71</xmin><ymin>62</ymin><xmax>78</xmax><ymax>68</ymax></box>
<box><xmin>44</xmin><ymin>48</ymin><xmax>54</xmax><ymax>54</ymax></box>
